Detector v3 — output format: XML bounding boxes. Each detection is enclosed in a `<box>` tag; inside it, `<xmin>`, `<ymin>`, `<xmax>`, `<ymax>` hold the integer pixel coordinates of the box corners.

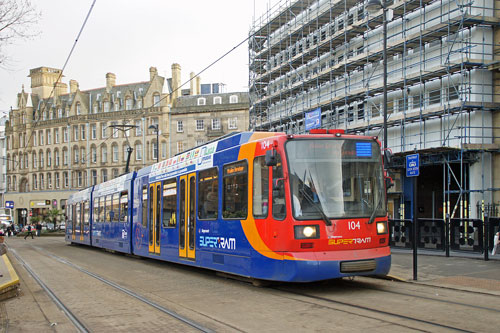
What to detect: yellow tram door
<box><xmin>148</xmin><ymin>182</ymin><xmax>161</xmax><ymax>254</ymax></box>
<box><xmin>71</xmin><ymin>204</ymin><xmax>76</xmax><ymax>240</ymax></box>
<box><xmin>179</xmin><ymin>173</ymin><xmax>196</xmax><ymax>259</ymax></box>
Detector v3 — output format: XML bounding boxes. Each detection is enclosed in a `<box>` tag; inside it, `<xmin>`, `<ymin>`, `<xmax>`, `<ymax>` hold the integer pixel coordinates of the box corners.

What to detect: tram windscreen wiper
<box><xmin>368</xmin><ymin>193</ymin><xmax>383</xmax><ymax>224</ymax></box>
<box><xmin>299</xmin><ymin>176</ymin><xmax>332</xmax><ymax>227</ymax></box>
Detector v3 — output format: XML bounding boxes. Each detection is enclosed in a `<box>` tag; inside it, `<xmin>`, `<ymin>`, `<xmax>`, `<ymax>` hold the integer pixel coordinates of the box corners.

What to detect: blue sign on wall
<box><xmin>406</xmin><ymin>154</ymin><xmax>420</xmax><ymax>177</ymax></box>
<box><xmin>305</xmin><ymin>108</ymin><xmax>321</xmax><ymax>131</ymax></box>
<box><xmin>5</xmin><ymin>201</ymin><xmax>14</xmax><ymax>208</ymax></box>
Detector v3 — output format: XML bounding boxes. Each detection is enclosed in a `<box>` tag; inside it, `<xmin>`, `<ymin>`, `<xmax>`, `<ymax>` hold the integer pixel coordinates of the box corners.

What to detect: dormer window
<box><xmin>153</xmin><ymin>94</ymin><xmax>160</xmax><ymax>106</ymax></box>
<box><xmin>213</xmin><ymin>96</ymin><xmax>222</xmax><ymax>104</ymax></box>
<box><xmin>197</xmin><ymin>97</ymin><xmax>206</xmax><ymax>106</ymax></box>
<box><xmin>126</xmin><ymin>98</ymin><xmax>132</xmax><ymax>110</ymax></box>
<box><xmin>76</xmin><ymin>102</ymin><xmax>81</xmax><ymax>115</ymax></box>
<box><xmin>229</xmin><ymin>95</ymin><xmax>238</xmax><ymax>103</ymax></box>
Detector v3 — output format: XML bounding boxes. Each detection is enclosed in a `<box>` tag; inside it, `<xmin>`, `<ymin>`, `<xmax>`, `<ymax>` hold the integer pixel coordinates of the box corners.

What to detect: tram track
<box><xmin>13</xmin><ymin>245</ymin><xmax>216</xmax><ymax>333</ymax></box>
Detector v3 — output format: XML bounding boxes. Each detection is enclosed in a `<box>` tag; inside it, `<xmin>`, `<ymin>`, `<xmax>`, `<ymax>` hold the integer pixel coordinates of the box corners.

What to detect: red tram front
<box><xmin>242</xmin><ymin>130</ymin><xmax>390</xmax><ymax>281</ymax></box>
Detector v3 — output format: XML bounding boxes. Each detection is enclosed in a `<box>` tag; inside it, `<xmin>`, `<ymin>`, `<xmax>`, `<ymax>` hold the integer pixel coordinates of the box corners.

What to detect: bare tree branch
<box><xmin>0</xmin><ymin>0</ymin><xmax>40</xmax><ymax>67</ymax></box>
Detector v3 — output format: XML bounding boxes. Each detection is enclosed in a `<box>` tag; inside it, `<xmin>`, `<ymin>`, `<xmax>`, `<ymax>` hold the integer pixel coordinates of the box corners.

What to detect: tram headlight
<box><xmin>294</xmin><ymin>225</ymin><xmax>319</xmax><ymax>239</ymax></box>
<box><xmin>377</xmin><ymin>221</ymin><xmax>388</xmax><ymax>235</ymax></box>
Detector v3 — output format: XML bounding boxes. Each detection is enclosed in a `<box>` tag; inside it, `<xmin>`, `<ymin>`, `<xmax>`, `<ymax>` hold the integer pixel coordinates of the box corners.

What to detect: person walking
<box><xmin>36</xmin><ymin>222</ymin><xmax>42</xmax><ymax>237</ymax></box>
<box><xmin>24</xmin><ymin>225</ymin><xmax>34</xmax><ymax>240</ymax></box>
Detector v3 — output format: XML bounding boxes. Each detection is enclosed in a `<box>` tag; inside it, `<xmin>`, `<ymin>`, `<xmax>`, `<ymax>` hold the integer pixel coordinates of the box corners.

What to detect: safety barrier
<box><xmin>388</xmin><ymin>219</ymin><xmax>413</xmax><ymax>248</ymax></box>
<box><xmin>450</xmin><ymin>218</ymin><xmax>483</xmax><ymax>252</ymax></box>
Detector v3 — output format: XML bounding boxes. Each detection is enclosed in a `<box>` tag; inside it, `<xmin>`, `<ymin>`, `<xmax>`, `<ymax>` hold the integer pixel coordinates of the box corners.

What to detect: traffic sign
<box><xmin>406</xmin><ymin>154</ymin><xmax>419</xmax><ymax>177</ymax></box>
<box><xmin>5</xmin><ymin>201</ymin><xmax>14</xmax><ymax>209</ymax></box>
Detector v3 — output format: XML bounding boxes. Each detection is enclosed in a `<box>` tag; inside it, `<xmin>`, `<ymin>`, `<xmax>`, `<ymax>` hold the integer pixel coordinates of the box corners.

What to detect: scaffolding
<box><xmin>249</xmin><ymin>0</ymin><xmax>500</xmax><ymax>221</ymax></box>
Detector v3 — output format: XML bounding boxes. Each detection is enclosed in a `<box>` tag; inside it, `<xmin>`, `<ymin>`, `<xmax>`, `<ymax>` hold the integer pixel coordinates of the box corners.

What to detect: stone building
<box><xmin>3</xmin><ymin>64</ymin><xmax>249</xmax><ymax>224</ymax></box>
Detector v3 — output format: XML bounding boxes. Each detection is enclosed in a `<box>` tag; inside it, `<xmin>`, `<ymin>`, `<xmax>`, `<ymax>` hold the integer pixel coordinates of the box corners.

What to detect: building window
<box><xmin>101</xmin><ymin>123</ymin><xmax>107</xmax><ymax>138</ymax></box>
<box><xmin>63</xmin><ymin>149</ymin><xmax>68</xmax><ymax>166</ymax></box>
<box><xmin>177</xmin><ymin>141</ymin><xmax>184</xmax><ymax>154</ymax></box>
<box><xmin>81</xmin><ymin>148</ymin><xmax>86</xmax><ymax>163</ymax></box>
<box><xmin>39</xmin><ymin>131</ymin><xmax>44</xmax><ymax>145</ymax></box>
<box><xmin>197</xmin><ymin>97</ymin><xmax>206</xmax><ymax>106</ymax></box>
<box><xmin>196</xmin><ymin>119</ymin><xmax>204</xmax><ymax>131</ymax></box>
<box><xmin>123</xmin><ymin>144</ymin><xmax>130</xmax><ymax>161</ymax></box>
<box><xmin>112</xmin><ymin>144</ymin><xmax>119</xmax><ymax>162</ymax></box>
<box><xmin>47</xmin><ymin>130</ymin><xmax>52</xmax><ymax>145</ymax></box>
<box><xmin>73</xmin><ymin>147</ymin><xmax>79</xmax><ymax>164</ymax></box>
<box><xmin>213</xmin><ymin>96</ymin><xmax>222</xmax><ymax>104</ymax></box>
<box><xmin>101</xmin><ymin>146</ymin><xmax>108</xmax><ymax>163</ymax></box>
<box><xmin>76</xmin><ymin>103</ymin><xmax>81</xmax><ymax>115</ymax></box>
<box><xmin>54</xmin><ymin>129</ymin><xmax>59</xmax><ymax>143</ymax></box>
<box><xmin>91</xmin><ymin>124</ymin><xmax>96</xmax><ymax>139</ymax></box>
<box><xmin>55</xmin><ymin>150</ymin><xmax>60</xmax><ymax>166</ymax></box>
<box><xmin>113</xmin><ymin>168</ymin><xmax>119</xmax><ymax>179</ymax></box>
<box><xmin>229</xmin><ymin>95</ymin><xmax>238</xmax><ymax>103</ymax></box>
<box><xmin>63</xmin><ymin>127</ymin><xmax>68</xmax><ymax>143</ymax></box>
<box><xmin>152</xmin><ymin>141</ymin><xmax>158</xmax><ymax>161</ymax></box>
<box><xmin>135</xmin><ymin>143</ymin><xmax>142</xmax><ymax>161</ymax></box>
<box><xmin>80</xmin><ymin>124</ymin><xmax>85</xmax><ymax>140</ymax></box>
<box><xmin>39</xmin><ymin>151</ymin><xmax>44</xmax><ymax>167</ymax></box>
<box><xmin>33</xmin><ymin>152</ymin><xmax>37</xmax><ymax>169</ymax></box>
<box><xmin>58</xmin><ymin>108</ymin><xmax>63</xmax><ymax>118</ymax></box>
<box><xmin>126</xmin><ymin>98</ymin><xmax>132</xmax><ymax>110</ymax></box>
<box><xmin>74</xmin><ymin>126</ymin><xmax>79</xmax><ymax>141</ymax></box>
<box><xmin>111</xmin><ymin>122</ymin><xmax>119</xmax><ymax>138</ymax></box>
<box><xmin>33</xmin><ymin>133</ymin><xmax>37</xmax><ymax>147</ymax></box>
<box><xmin>196</xmin><ymin>139</ymin><xmax>204</xmax><ymax>146</ymax></box>
<box><xmin>104</xmin><ymin>101</ymin><xmax>110</xmax><ymax>112</ymax></box>
<box><xmin>135</xmin><ymin>120</ymin><xmax>142</xmax><ymax>136</ymax></box>
<box><xmin>153</xmin><ymin>94</ymin><xmax>160</xmax><ymax>106</ymax></box>
<box><xmin>47</xmin><ymin>151</ymin><xmax>52</xmax><ymax>167</ymax></box>
<box><xmin>161</xmin><ymin>142</ymin><xmax>167</xmax><ymax>159</ymax></box>
<box><xmin>55</xmin><ymin>172</ymin><xmax>60</xmax><ymax>188</ymax></box>
<box><xmin>78</xmin><ymin>171</ymin><xmax>83</xmax><ymax>187</ymax></box>
<box><xmin>228</xmin><ymin>117</ymin><xmax>238</xmax><ymax>129</ymax></box>
<box><xmin>64</xmin><ymin>172</ymin><xmax>69</xmax><ymax>188</ymax></box>
<box><xmin>93</xmin><ymin>103</ymin><xmax>98</xmax><ymax>114</ymax></box>
<box><xmin>47</xmin><ymin>173</ymin><xmax>52</xmax><ymax>188</ymax></box>
<box><xmin>39</xmin><ymin>174</ymin><xmax>43</xmax><ymax>190</ymax></box>
<box><xmin>91</xmin><ymin>147</ymin><xmax>97</xmax><ymax>163</ymax></box>
<box><xmin>91</xmin><ymin>170</ymin><xmax>97</xmax><ymax>185</ymax></box>
<box><xmin>33</xmin><ymin>174</ymin><xmax>37</xmax><ymax>190</ymax></box>
<box><xmin>177</xmin><ymin>121</ymin><xmax>183</xmax><ymax>132</ymax></box>
<box><xmin>212</xmin><ymin>118</ymin><xmax>221</xmax><ymax>130</ymax></box>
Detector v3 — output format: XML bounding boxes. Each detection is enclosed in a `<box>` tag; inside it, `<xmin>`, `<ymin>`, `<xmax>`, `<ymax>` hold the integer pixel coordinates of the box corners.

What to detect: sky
<box><xmin>0</xmin><ymin>0</ymin><xmax>283</xmax><ymax>115</ymax></box>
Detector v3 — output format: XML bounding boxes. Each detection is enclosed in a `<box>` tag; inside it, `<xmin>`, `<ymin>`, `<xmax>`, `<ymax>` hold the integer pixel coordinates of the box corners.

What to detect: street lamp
<box><xmin>148</xmin><ymin>124</ymin><xmax>159</xmax><ymax>163</ymax></box>
<box><xmin>366</xmin><ymin>0</ymin><xmax>388</xmax><ymax>151</ymax></box>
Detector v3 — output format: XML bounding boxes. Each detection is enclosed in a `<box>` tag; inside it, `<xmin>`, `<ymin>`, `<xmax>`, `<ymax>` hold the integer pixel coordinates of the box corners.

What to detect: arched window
<box><xmin>76</xmin><ymin>102</ymin><xmax>81</xmax><ymax>115</ymax></box>
<box><xmin>47</xmin><ymin>150</ymin><xmax>52</xmax><ymax>167</ymax></box>
<box><xmin>229</xmin><ymin>95</ymin><xmax>238</xmax><ymax>103</ymax></box>
<box><xmin>197</xmin><ymin>97</ymin><xmax>206</xmax><ymax>106</ymax></box>
<box><xmin>213</xmin><ymin>96</ymin><xmax>222</xmax><ymax>104</ymax></box>
<box><xmin>33</xmin><ymin>152</ymin><xmax>37</xmax><ymax>169</ymax></box>
<box><xmin>153</xmin><ymin>94</ymin><xmax>160</xmax><ymax>106</ymax></box>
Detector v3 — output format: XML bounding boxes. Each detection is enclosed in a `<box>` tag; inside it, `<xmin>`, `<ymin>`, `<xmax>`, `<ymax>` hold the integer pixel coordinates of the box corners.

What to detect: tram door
<box><xmin>71</xmin><ymin>204</ymin><xmax>76</xmax><ymax>240</ymax></box>
<box><xmin>148</xmin><ymin>182</ymin><xmax>161</xmax><ymax>254</ymax></box>
<box><xmin>179</xmin><ymin>173</ymin><xmax>196</xmax><ymax>259</ymax></box>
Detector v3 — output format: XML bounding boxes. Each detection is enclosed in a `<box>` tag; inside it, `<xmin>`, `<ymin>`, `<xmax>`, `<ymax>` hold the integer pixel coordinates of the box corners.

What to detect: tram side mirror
<box><xmin>273</xmin><ymin>178</ymin><xmax>285</xmax><ymax>197</ymax></box>
<box><xmin>265</xmin><ymin>149</ymin><xmax>277</xmax><ymax>167</ymax></box>
<box><xmin>385</xmin><ymin>175</ymin><xmax>394</xmax><ymax>190</ymax></box>
<box><xmin>383</xmin><ymin>149</ymin><xmax>393</xmax><ymax>169</ymax></box>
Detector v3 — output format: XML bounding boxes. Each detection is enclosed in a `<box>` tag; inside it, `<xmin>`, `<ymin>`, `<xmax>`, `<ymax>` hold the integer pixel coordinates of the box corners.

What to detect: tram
<box><xmin>66</xmin><ymin>130</ymin><xmax>391</xmax><ymax>282</ymax></box>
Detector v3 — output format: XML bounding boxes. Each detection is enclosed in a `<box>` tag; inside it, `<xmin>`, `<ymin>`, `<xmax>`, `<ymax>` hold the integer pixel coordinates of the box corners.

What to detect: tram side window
<box><xmin>105</xmin><ymin>195</ymin><xmax>112</xmax><ymax>222</ymax></box>
<box><xmin>162</xmin><ymin>179</ymin><xmax>177</xmax><ymax>227</ymax></box>
<box><xmin>142</xmin><ymin>185</ymin><xmax>148</xmax><ymax>227</ymax></box>
<box><xmin>98</xmin><ymin>197</ymin><xmax>104</xmax><ymax>222</ymax></box>
<box><xmin>272</xmin><ymin>154</ymin><xmax>286</xmax><ymax>220</ymax></box>
<box><xmin>119</xmin><ymin>191</ymin><xmax>128</xmax><ymax>223</ymax></box>
<box><xmin>253</xmin><ymin>156</ymin><xmax>269</xmax><ymax>219</ymax></box>
<box><xmin>83</xmin><ymin>201</ymin><xmax>89</xmax><ymax>225</ymax></box>
<box><xmin>72</xmin><ymin>204</ymin><xmax>76</xmax><ymax>227</ymax></box>
<box><xmin>93</xmin><ymin>198</ymin><xmax>99</xmax><ymax>222</ymax></box>
<box><xmin>76</xmin><ymin>203</ymin><xmax>81</xmax><ymax>227</ymax></box>
<box><xmin>223</xmin><ymin>160</ymin><xmax>248</xmax><ymax>219</ymax></box>
<box><xmin>112</xmin><ymin>194</ymin><xmax>120</xmax><ymax>222</ymax></box>
<box><xmin>198</xmin><ymin>167</ymin><xmax>218</xmax><ymax>220</ymax></box>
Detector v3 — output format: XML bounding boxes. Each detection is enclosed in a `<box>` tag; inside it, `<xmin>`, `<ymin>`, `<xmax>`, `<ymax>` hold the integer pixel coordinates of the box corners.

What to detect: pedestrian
<box><xmin>24</xmin><ymin>225</ymin><xmax>34</xmax><ymax>240</ymax></box>
<box><xmin>492</xmin><ymin>232</ymin><xmax>500</xmax><ymax>255</ymax></box>
<box><xmin>6</xmin><ymin>224</ymin><xmax>12</xmax><ymax>237</ymax></box>
<box><xmin>36</xmin><ymin>222</ymin><xmax>42</xmax><ymax>237</ymax></box>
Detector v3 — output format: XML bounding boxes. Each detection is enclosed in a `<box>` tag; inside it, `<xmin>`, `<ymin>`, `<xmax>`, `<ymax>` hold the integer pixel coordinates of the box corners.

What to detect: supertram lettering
<box><xmin>199</xmin><ymin>236</ymin><xmax>236</xmax><ymax>250</ymax></box>
<box><xmin>328</xmin><ymin>237</ymin><xmax>372</xmax><ymax>245</ymax></box>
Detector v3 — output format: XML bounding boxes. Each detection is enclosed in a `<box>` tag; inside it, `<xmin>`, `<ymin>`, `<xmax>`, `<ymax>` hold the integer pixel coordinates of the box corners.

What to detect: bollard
<box><xmin>484</xmin><ymin>213</ymin><xmax>489</xmax><ymax>261</ymax></box>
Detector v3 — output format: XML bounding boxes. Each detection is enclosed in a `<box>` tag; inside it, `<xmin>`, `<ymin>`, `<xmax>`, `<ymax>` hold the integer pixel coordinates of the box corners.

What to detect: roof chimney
<box><xmin>106</xmin><ymin>73</ymin><xmax>116</xmax><ymax>92</ymax></box>
<box><xmin>171</xmin><ymin>63</ymin><xmax>181</xmax><ymax>101</ymax></box>
<box><xmin>69</xmin><ymin>80</ymin><xmax>79</xmax><ymax>93</ymax></box>
<box><xmin>150</xmin><ymin>67</ymin><xmax>158</xmax><ymax>81</ymax></box>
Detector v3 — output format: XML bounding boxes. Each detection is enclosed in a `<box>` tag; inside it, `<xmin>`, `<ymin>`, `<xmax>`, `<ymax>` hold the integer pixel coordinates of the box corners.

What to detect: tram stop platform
<box><xmin>0</xmin><ymin>253</ymin><xmax>20</xmax><ymax>301</ymax></box>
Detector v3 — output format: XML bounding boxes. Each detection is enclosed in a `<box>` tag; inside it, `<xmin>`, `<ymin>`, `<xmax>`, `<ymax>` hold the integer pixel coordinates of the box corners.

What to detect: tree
<box><xmin>0</xmin><ymin>0</ymin><xmax>40</xmax><ymax>67</ymax></box>
<box><xmin>47</xmin><ymin>208</ymin><xmax>62</xmax><ymax>230</ymax></box>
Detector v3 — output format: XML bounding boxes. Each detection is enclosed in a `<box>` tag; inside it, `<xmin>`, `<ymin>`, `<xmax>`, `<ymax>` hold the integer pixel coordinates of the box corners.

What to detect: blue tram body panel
<box><xmin>65</xmin><ymin>131</ymin><xmax>392</xmax><ymax>283</ymax></box>
<box><xmin>91</xmin><ymin>172</ymin><xmax>136</xmax><ymax>254</ymax></box>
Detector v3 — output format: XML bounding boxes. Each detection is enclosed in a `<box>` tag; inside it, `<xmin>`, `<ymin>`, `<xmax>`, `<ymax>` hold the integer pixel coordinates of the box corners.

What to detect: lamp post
<box><xmin>148</xmin><ymin>124</ymin><xmax>159</xmax><ymax>163</ymax></box>
<box><xmin>366</xmin><ymin>0</ymin><xmax>387</xmax><ymax>151</ymax></box>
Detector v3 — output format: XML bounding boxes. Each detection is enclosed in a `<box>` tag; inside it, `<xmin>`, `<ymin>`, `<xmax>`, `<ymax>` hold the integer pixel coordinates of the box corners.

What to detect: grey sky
<box><xmin>0</xmin><ymin>0</ymin><xmax>280</xmax><ymax>115</ymax></box>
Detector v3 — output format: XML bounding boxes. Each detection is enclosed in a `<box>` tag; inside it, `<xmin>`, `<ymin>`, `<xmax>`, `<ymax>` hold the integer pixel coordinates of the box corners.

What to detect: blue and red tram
<box><xmin>66</xmin><ymin>131</ymin><xmax>391</xmax><ymax>282</ymax></box>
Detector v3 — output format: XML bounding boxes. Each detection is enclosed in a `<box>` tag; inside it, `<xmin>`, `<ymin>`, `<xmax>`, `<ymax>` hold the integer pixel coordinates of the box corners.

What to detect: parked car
<box><xmin>59</xmin><ymin>223</ymin><xmax>66</xmax><ymax>230</ymax></box>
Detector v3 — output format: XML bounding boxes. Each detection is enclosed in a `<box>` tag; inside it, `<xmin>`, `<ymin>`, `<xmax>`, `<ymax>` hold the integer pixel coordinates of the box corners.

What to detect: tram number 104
<box><xmin>348</xmin><ymin>221</ymin><xmax>361</xmax><ymax>230</ymax></box>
